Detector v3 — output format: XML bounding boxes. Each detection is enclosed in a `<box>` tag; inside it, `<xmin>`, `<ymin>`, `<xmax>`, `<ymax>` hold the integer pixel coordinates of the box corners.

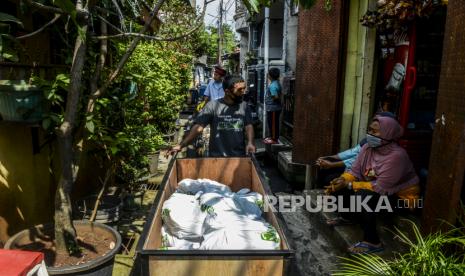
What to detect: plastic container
<box><xmin>0</xmin><ymin>80</ymin><xmax>44</xmax><ymax>122</ymax></box>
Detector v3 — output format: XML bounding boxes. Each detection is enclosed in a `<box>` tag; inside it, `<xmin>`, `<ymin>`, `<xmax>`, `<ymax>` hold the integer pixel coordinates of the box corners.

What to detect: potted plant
<box><xmin>245</xmin><ymin>51</ymin><xmax>258</xmax><ymax>66</ymax></box>
<box><xmin>0</xmin><ymin>80</ymin><xmax>44</xmax><ymax>122</ymax></box>
<box><xmin>5</xmin><ymin>220</ymin><xmax>122</xmax><ymax>275</ymax></box>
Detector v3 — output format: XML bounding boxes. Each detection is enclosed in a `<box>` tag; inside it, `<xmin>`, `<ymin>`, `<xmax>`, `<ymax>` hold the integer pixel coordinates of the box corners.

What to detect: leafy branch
<box><xmin>93</xmin><ymin>0</ymin><xmax>207</xmax><ymax>42</ymax></box>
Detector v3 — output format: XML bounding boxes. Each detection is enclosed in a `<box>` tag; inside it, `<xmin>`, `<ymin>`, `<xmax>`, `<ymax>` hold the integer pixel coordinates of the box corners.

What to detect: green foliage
<box><xmin>183</xmin><ymin>24</ymin><xmax>235</xmax><ymax>60</ymax></box>
<box><xmin>0</xmin><ymin>12</ymin><xmax>23</xmax><ymax>62</ymax></box>
<box><xmin>300</xmin><ymin>0</ymin><xmax>318</xmax><ymax>10</ymax></box>
<box><xmin>261</xmin><ymin>227</ymin><xmax>280</xmax><ymax>243</ymax></box>
<box><xmin>121</xmin><ymin>41</ymin><xmax>190</xmax><ymax>132</ymax></box>
<box><xmin>89</xmin><ymin>86</ymin><xmax>162</xmax><ymax>183</ymax></box>
<box><xmin>200</xmin><ymin>204</ymin><xmax>215</xmax><ymax>215</ymax></box>
<box><xmin>390</xmin><ymin>221</ymin><xmax>465</xmax><ymax>275</ymax></box>
<box><xmin>52</xmin><ymin>0</ymin><xmax>76</xmax><ymax>20</ymax></box>
<box><xmin>88</xmin><ymin>41</ymin><xmax>192</xmax><ymax>183</ymax></box>
<box><xmin>10</xmin><ymin>0</ymin><xmax>205</xmax><ymax>256</ymax></box>
<box><xmin>21</xmin><ymin>0</ymin><xmax>197</xmax><ymax>186</ymax></box>
<box><xmin>189</xmin><ymin>25</ymin><xmax>213</xmax><ymax>58</ymax></box>
<box><xmin>32</xmin><ymin>73</ymin><xmax>69</xmax><ymax>106</ymax></box>
<box><xmin>242</xmin><ymin>0</ymin><xmax>260</xmax><ymax>14</ymax></box>
<box><xmin>334</xmin><ymin>254</ymin><xmax>394</xmax><ymax>276</ymax></box>
<box><xmin>52</xmin><ymin>0</ymin><xmax>199</xmax><ymax>185</ymax></box>
<box><xmin>323</xmin><ymin>0</ymin><xmax>332</xmax><ymax>12</ymax></box>
<box><xmin>162</xmin><ymin>208</ymin><xmax>170</xmax><ymax>220</ymax></box>
<box><xmin>0</xmin><ymin>12</ymin><xmax>23</xmax><ymax>27</ymax></box>
<box><xmin>157</xmin><ymin>0</ymin><xmax>198</xmax><ymax>37</ymax></box>
<box><xmin>0</xmin><ymin>35</ymin><xmax>19</xmax><ymax>62</ymax></box>
<box><xmin>255</xmin><ymin>199</ymin><xmax>264</xmax><ymax>210</ymax></box>
<box><xmin>30</xmin><ymin>74</ymin><xmax>69</xmax><ymax>131</ymax></box>
<box><xmin>334</xmin><ymin>221</ymin><xmax>465</xmax><ymax>276</ymax></box>
<box><xmin>192</xmin><ymin>24</ymin><xmax>237</xmax><ymax>61</ymax></box>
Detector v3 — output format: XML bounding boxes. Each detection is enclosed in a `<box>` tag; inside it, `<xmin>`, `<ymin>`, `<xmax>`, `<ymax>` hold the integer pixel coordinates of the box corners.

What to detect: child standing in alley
<box><xmin>263</xmin><ymin>67</ymin><xmax>282</xmax><ymax>144</ymax></box>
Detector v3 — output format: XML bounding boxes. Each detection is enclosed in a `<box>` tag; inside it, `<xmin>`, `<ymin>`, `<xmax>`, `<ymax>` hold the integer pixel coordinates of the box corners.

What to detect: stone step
<box><xmin>277</xmin><ymin>151</ymin><xmax>306</xmax><ymax>185</ymax></box>
<box><xmin>181</xmin><ymin>105</ymin><xmax>196</xmax><ymax>114</ymax></box>
<box><xmin>254</xmin><ymin>138</ymin><xmax>266</xmax><ymax>156</ymax></box>
<box><xmin>304</xmin><ymin>189</ymin><xmax>419</xmax><ymax>258</ymax></box>
<box><xmin>266</xmin><ymin>142</ymin><xmax>293</xmax><ymax>161</ymax></box>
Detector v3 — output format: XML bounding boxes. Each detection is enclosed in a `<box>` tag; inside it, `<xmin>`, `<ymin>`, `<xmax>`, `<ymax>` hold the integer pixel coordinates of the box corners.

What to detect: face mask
<box><xmin>232</xmin><ymin>94</ymin><xmax>244</xmax><ymax>104</ymax></box>
<box><xmin>366</xmin><ymin>134</ymin><xmax>383</xmax><ymax>148</ymax></box>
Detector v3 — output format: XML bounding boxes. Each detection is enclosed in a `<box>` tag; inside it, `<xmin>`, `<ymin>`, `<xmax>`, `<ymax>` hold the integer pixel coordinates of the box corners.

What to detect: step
<box><xmin>304</xmin><ymin>189</ymin><xmax>418</xmax><ymax>258</ymax></box>
<box><xmin>277</xmin><ymin>151</ymin><xmax>306</xmax><ymax>185</ymax></box>
<box><xmin>265</xmin><ymin>142</ymin><xmax>293</xmax><ymax>161</ymax></box>
<box><xmin>177</xmin><ymin>118</ymin><xmax>190</xmax><ymax>127</ymax></box>
<box><xmin>254</xmin><ymin>138</ymin><xmax>266</xmax><ymax>156</ymax></box>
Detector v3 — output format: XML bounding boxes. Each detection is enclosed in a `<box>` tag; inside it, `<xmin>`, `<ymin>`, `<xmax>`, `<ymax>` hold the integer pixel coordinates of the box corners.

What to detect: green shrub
<box><xmin>120</xmin><ymin>41</ymin><xmax>191</xmax><ymax>133</ymax></box>
<box><xmin>88</xmin><ymin>41</ymin><xmax>193</xmax><ymax>183</ymax></box>
<box><xmin>334</xmin><ymin>221</ymin><xmax>465</xmax><ymax>276</ymax></box>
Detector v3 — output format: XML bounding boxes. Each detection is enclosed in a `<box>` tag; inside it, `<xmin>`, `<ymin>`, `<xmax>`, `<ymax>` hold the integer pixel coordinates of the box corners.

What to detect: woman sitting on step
<box><xmin>324</xmin><ymin>115</ymin><xmax>420</xmax><ymax>254</ymax></box>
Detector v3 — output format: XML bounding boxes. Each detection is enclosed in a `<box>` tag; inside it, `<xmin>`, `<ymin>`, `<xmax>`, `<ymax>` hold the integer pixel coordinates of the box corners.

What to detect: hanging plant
<box><xmin>300</xmin><ymin>0</ymin><xmax>318</xmax><ymax>10</ymax></box>
<box><xmin>360</xmin><ymin>0</ymin><xmax>447</xmax><ymax>32</ymax></box>
<box><xmin>324</xmin><ymin>0</ymin><xmax>333</xmax><ymax>12</ymax></box>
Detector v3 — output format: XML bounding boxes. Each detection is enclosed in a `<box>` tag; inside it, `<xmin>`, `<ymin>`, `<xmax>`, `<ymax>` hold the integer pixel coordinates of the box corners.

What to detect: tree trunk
<box><xmin>54</xmin><ymin>173</ymin><xmax>78</xmax><ymax>253</ymax></box>
<box><xmin>54</xmin><ymin>21</ymin><xmax>88</xmax><ymax>253</ymax></box>
<box><xmin>53</xmin><ymin>0</ymin><xmax>166</xmax><ymax>254</ymax></box>
<box><xmin>90</xmin><ymin>19</ymin><xmax>107</xmax><ymax>97</ymax></box>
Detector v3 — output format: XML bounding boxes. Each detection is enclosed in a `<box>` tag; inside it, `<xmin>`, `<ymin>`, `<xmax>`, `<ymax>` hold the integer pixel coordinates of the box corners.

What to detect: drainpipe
<box><xmin>248</xmin><ymin>24</ymin><xmax>251</xmax><ymax>52</ymax></box>
<box><xmin>282</xmin><ymin>0</ymin><xmax>288</xmax><ymax>66</ymax></box>
<box><xmin>263</xmin><ymin>7</ymin><xmax>270</xmax><ymax>138</ymax></box>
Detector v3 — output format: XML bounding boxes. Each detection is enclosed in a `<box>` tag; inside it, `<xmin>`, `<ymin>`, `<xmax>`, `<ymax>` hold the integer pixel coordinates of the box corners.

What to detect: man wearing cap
<box><xmin>203</xmin><ymin>66</ymin><xmax>227</xmax><ymax>102</ymax></box>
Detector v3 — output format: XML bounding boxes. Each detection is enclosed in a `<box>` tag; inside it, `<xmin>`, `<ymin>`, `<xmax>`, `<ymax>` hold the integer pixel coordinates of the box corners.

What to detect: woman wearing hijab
<box><xmin>325</xmin><ymin>115</ymin><xmax>420</xmax><ymax>254</ymax></box>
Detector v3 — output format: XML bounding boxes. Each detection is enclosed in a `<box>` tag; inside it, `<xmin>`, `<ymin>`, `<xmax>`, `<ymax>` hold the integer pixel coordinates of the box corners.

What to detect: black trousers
<box><xmin>335</xmin><ymin>189</ymin><xmax>398</xmax><ymax>244</ymax></box>
<box><xmin>267</xmin><ymin>110</ymin><xmax>281</xmax><ymax>140</ymax></box>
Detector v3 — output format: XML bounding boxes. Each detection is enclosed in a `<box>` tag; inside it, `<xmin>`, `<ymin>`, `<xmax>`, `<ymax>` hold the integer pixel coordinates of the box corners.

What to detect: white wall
<box><xmin>283</xmin><ymin>0</ymin><xmax>298</xmax><ymax>72</ymax></box>
<box><xmin>258</xmin><ymin>20</ymin><xmax>283</xmax><ymax>59</ymax></box>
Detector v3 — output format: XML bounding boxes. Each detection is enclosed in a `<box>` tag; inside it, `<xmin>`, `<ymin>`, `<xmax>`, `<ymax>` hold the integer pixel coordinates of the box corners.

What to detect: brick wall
<box><xmin>422</xmin><ymin>0</ymin><xmax>465</xmax><ymax>232</ymax></box>
<box><xmin>292</xmin><ymin>1</ymin><xmax>347</xmax><ymax>164</ymax></box>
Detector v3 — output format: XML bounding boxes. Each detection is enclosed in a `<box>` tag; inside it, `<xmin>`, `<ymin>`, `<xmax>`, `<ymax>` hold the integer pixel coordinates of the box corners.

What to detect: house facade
<box><xmin>295</xmin><ymin>0</ymin><xmax>461</xmax><ymax>231</ymax></box>
<box><xmin>234</xmin><ymin>0</ymin><xmax>298</xmax><ymax>139</ymax></box>
<box><xmin>236</xmin><ymin>0</ymin><xmax>463</xmax><ymax>231</ymax></box>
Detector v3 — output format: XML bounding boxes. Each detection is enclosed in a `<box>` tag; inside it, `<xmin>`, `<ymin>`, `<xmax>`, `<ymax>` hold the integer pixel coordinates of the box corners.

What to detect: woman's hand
<box><xmin>324</xmin><ymin>177</ymin><xmax>348</xmax><ymax>194</ymax></box>
<box><xmin>317</xmin><ymin>159</ymin><xmax>335</xmax><ymax>169</ymax></box>
<box><xmin>316</xmin><ymin>157</ymin><xmax>335</xmax><ymax>169</ymax></box>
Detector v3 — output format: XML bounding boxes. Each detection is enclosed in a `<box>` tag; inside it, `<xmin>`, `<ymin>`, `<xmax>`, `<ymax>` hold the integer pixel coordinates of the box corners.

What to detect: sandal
<box><xmin>326</xmin><ymin>216</ymin><xmax>354</xmax><ymax>227</ymax></box>
<box><xmin>263</xmin><ymin>138</ymin><xmax>278</xmax><ymax>144</ymax></box>
<box><xmin>348</xmin><ymin>241</ymin><xmax>384</xmax><ymax>254</ymax></box>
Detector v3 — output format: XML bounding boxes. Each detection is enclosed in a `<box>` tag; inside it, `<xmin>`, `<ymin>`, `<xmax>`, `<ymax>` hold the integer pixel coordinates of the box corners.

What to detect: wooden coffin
<box><xmin>136</xmin><ymin>157</ymin><xmax>293</xmax><ymax>276</ymax></box>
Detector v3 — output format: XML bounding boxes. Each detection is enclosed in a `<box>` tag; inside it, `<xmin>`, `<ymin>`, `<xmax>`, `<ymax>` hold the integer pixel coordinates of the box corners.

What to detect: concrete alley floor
<box><xmin>256</xmin><ymin>156</ymin><xmax>345</xmax><ymax>276</ymax></box>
